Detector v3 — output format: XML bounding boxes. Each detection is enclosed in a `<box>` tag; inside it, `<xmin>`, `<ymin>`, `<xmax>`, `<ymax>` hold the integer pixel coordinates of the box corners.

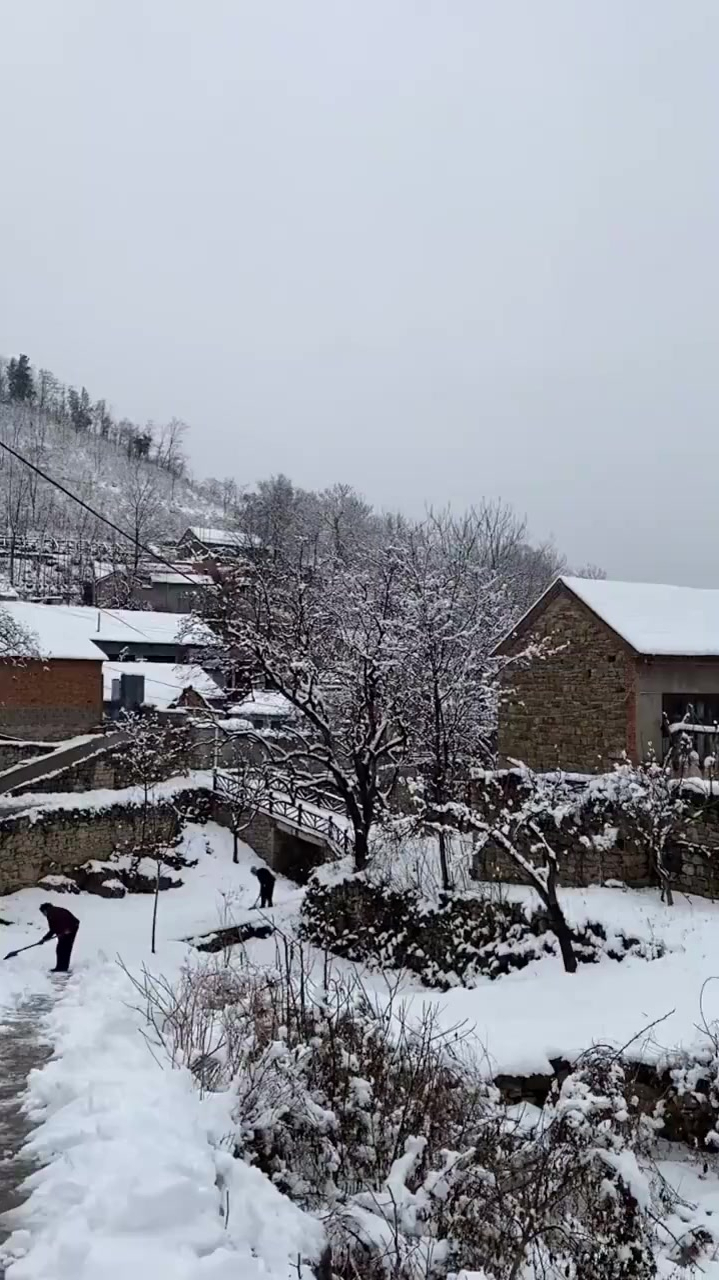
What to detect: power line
<box><xmin>0</xmin><ymin>436</ymin><xmax>202</xmax><ymax>589</ymax></box>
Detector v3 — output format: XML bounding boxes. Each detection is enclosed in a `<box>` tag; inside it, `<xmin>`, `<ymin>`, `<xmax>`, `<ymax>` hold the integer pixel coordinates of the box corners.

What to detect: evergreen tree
<box><xmin>68</xmin><ymin>386</ymin><xmax>93</xmax><ymax>432</ymax></box>
<box><xmin>7</xmin><ymin>354</ymin><xmax>34</xmax><ymax>402</ymax></box>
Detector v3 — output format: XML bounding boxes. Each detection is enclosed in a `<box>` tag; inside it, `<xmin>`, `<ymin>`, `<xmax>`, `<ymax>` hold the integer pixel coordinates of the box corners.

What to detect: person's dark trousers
<box><xmin>54</xmin><ymin>926</ymin><xmax>78</xmax><ymax>972</ymax></box>
<box><xmin>260</xmin><ymin>888</ymin><xmax>274</xmax><ymax>909</ymax></box>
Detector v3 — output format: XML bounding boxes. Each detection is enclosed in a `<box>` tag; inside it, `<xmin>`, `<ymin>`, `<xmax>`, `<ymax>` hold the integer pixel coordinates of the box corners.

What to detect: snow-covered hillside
<box><xmin>0</xmin><ymin>354</ymin><xmax>237</xmax><ymax>575</ymax></box>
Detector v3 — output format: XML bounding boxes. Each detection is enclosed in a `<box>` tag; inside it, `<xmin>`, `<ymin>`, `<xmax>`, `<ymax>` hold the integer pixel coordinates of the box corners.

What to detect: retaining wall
<box><xmin>0</xmin><ymin>801</ymin><xmax>179</xmax><ymax>895</ymax></box>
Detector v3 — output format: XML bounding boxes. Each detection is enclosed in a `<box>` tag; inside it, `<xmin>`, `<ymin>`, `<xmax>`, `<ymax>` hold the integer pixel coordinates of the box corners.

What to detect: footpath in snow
<box><xmin>0</xmin><ymin>825</ymin><xmax>321</xmax><ymax>1280</ymax></box>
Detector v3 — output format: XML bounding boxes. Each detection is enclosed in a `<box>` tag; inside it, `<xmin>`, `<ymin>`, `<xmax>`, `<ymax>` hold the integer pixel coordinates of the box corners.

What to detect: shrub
<box><xmin>127</xmin><ymin>948</ymin><xmax>673</xmax><ymax>1279</ymax></box>
<box><xmin>300</xmin><ymin>876</ymin><xmax>663</xmax><ymax>989</ymax></box>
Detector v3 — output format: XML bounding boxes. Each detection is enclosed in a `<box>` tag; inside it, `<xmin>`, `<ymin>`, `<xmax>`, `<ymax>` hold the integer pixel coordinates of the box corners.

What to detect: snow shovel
<box><xmin>3</xmin><ymin>939</ymin><xmax>46</xmax><ymax>961</ymax></box>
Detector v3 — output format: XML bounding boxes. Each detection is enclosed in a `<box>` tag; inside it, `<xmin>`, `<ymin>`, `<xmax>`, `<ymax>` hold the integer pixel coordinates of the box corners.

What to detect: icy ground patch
<box><xmin>0</xmin><ymin>825</ymin><xmax>319</xmax><ymax>1280</ymax></box>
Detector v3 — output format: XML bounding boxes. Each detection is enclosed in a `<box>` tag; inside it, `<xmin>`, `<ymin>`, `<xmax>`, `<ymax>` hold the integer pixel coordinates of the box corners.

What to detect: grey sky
<box><xmin>1</xmin><ymin>1</ymin><xmax>717</xmax><ymax>584</ymax></box>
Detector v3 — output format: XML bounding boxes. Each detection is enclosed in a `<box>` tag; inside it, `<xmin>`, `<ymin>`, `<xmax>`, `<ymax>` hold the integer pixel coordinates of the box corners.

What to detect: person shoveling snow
<box><xmin>4</xmin><ymin>903</ymin><xmax>79</xmax><ymax>972</ymax></box>
<box><xmin>250</xmin><ymin>866</ymin><xmax>275</xmax><ymax>908</ymax></box>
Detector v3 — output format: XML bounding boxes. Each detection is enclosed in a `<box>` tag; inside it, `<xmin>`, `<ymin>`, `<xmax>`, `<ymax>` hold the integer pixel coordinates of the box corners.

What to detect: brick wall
<box><xmin>498</xmin><ymin>589</ymin><xmax>635</xmax><ymax>772</ymax></box>
<box><xmin>0</xmin><ymin>659</ymin><xmax>103</xmax><ymax>741</ymax></box>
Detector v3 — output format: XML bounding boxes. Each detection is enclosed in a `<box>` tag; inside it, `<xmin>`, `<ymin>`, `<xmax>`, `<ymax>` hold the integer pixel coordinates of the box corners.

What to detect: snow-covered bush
<box><xmin>300</xmin><ymin>875</ymin><xmax>662</xmax><ymax>989</ymax></box>
<box><xmin>128</xmin><ymin>949</ymin><xmax>674</xmax><ymax>1279</ymax></box>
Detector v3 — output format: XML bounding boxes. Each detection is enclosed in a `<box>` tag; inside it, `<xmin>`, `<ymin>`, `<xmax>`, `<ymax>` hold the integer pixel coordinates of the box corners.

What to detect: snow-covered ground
<box><xmin>387</xmin><ymin>882</ymin><xmax>719</xmax><ymax>1080</ymax></box>
<box><xmin>5</xmin><ymin>826</ymin><xmax>719</xmax><ymax>1276</ymax></box>
<box><xmin>0</xmin><ymin>824</ymin><xmax>319</xmax><ymax>1280</ymax></box>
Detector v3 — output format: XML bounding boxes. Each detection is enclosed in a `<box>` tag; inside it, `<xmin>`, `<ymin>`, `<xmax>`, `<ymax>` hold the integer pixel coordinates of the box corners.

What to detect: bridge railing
<box><xmin>214</xmin><ymin>771</ymin><xmax>350</xmax><ymax>857</ymax></box>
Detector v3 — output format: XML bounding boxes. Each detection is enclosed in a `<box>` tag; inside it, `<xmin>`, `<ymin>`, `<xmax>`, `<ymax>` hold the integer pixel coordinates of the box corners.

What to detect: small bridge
<box><xmin>213</xmin><ymin>771</ymin><xmax>351</xmax><ymax>878</ymax></box>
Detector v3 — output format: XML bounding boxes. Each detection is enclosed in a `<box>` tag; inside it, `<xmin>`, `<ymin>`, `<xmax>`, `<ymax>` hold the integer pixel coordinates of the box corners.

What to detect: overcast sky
<box><xmin>1</xmin><ymin>2</ymin><xmax>717</xmax><ymax>584</ymax></box>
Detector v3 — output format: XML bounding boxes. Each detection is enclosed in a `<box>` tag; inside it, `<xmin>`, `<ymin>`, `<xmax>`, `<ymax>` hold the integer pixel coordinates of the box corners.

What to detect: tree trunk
<box><xmin>353</xmin><ymin>825</ymin><xmax>369</xmax><ymax>871</ymax></box>
<box><xmin>438</xmin><ymin>827</ymin><xmax>452</xmax><ymax>891</ymax></box>
<box><xmin>151</xmin><ymin>857</ymin><xmax>161</xmax><ymax>954</ymax></box>
<box><xmin>546</xmin><ymin>898</ymin><xmax>577</xmax><ymax>974</ymax></box>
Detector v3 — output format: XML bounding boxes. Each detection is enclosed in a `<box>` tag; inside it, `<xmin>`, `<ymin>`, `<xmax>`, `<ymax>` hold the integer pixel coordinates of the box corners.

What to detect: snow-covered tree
<box><xmin>393</xmin><ymin>511</ymin><xmax>534</xmax><ymax>888</ymax></box>
<box><xmin>211</xmin><ymin>546</ymin><xmax>408</xmax><ymax>870</ymax></box>
<box><xmin>474</xmin><ymin>769</ymin><xmax>579</xmax><ymax>972</ymax></box>
<box><xmin>0</xmin><ymin>606</ymin><xmax>39</xmax><ymax>660</ymax></box>
<box><xmin>593</xmin><ymin>750</ymin><xmax>693</xmax><ymax>907</ymax></box>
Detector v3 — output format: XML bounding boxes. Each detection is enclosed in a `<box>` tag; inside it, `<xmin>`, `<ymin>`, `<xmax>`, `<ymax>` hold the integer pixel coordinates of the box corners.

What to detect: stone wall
<box><xmin>477</xmin><ymin>839</ymin><xmax>653</xmax><ymax>890</ymax></box>
<box><xmin>0</xmin><ymin>741</ymin><xmax>53</xmax><ymax>773</ymax></box>
<box><xmin>477</xmin><ymin>816</ymin><xmax>719</xmax><ymax>901</ymax></box>
<box><xmin>498</xmin><ymin>588</ymin><xmax>635</xmax><ymax>772</ymax></box>
<box><xmin>0</xmin><ymin>800</ymin><xmax>179</xmax><ymax>895</ymax></box>
<box><xmin>13</xmin><ymin>748</ymin><xmax>124</xmax><ymax>796</ymax></box>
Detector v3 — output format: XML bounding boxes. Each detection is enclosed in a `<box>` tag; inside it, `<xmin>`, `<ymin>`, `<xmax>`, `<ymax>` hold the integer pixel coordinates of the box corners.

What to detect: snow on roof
<box><xmin>103</xmin><ymin>662</ymin><xmax>222</xmax><ymax>709</ymax></box>
<box><xmin>51</xmin><ymin>605</ymin><xmax>214</xmax><ymax>647</ymax></box>
<box><xmin>185</xmin><ymin>526</ymin><xmax>260</xmax><ymax>549</ymax></box>
<box><xmin>150</xmin><ymin>572</ymin><xmax>213</xmax><ymax>586</ymax></box>
<box><xmin>562</xmin><ymin>576</ymin><xmax>719</xmax><ymax>657</ymax></box>
<box><xmin>229</xmin><ymin>689</ymin><xmax>295</xmax><ymax>719</ymax></box>
<box><xmin>0</xmin><ymin>602</ymin><xmax>104</xmax><ymax>660</ymax></box>
<box><xmin>0</xmin><ymin>603</ymin><xmax>216</xmax><ymax>657</ymax></box>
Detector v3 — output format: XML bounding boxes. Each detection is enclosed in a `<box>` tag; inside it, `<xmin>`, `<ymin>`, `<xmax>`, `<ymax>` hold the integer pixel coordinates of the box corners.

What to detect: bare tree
<box><xmin>121</xmin><ymin>463</ymin><xmax>164</xmax><ymax>570</ymax></box>
<box><xmin>574</xmin><ymin>561</ymin><xmax>607</xmax><ymax>580</ymax></box>
<box><xmin>155</xmin><ymin>418</ymin><xmax>188</xmax><ymax>496</ymax></box>
<box><xmin>214</xmin><ymin>748</ymin><xmax>274</xmax><ymax>864</ymax></box>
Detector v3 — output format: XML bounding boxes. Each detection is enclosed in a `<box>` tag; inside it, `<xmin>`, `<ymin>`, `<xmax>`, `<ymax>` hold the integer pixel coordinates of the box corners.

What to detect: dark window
<box><xmin>662</xmin><ymin>693</ymin><xmax>719</xmax><ymax>764</ymax></box>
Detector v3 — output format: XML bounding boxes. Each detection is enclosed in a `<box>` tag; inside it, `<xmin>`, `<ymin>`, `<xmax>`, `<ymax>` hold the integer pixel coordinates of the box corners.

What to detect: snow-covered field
<box><xmin>3</xmin><ymin>826</ymin><xmax>719</xmax><ymax>1276</ymax></box>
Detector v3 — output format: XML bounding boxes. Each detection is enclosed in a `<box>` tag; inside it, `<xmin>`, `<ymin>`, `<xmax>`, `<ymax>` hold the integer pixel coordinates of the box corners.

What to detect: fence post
<box><xmin>297</xmin><ymin>802</ymin><xmax>303</xmax><ymax>829</ymax></box>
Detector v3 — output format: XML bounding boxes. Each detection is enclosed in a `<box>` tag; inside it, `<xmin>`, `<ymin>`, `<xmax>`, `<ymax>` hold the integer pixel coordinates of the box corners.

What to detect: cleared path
<box><xmin>0</xmin><ymin>996</ymin><xmax>52</xmax><ymax>1277</ymax></box>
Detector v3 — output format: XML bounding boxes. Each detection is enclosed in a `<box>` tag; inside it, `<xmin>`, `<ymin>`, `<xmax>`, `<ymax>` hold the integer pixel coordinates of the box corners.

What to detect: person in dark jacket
<box><xmin>250</xmin><ymin>866</ymin><xmax>275</xmax><ymax>909</ymax></box>
<box><xmin>40</xmin><ymin>903</ymin><xmax>79</xmax><ymax>973</ymax></box>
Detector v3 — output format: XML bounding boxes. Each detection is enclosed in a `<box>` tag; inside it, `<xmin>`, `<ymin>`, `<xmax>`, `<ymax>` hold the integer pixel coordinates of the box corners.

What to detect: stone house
<box><xmin>496</xmin><ymin>576</ymin><xmax>719</xmax><ymax>773</ymax></box>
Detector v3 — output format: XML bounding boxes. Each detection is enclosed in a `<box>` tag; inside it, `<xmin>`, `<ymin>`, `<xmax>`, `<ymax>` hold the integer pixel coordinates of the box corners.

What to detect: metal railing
<box><xmin>214</xmin><ymin>771</ymin><xmax>350</xmax><ymax>856</ymax></box>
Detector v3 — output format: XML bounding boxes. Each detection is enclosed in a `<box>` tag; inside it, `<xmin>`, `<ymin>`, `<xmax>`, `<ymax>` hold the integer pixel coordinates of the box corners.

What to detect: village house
<box><xmin>3</xmin><ymin>604</ymin><xmax>217</xmax><ymax>664</ymax></box>
<box><xmin>0</xmin><ymin>601</ymin><xmax>104</xmax><ymax>741</ymax></box>
<box><xmin>102</xmin><ymin>660</ymin><xmax>224</xmax><ymax>715</ymax></box>
<box><xmin>91</xmin><ymin>564</ymin><xmax>214</xmax><ymax>613</ymax></box>
<box><xmin>175</xmin><ymin>526</ymin><xmax>262</xmax><ymax>562</ymax></box>
<box><xmin>496</xmin><ymin>576</ymin><xmax>719</xmax><ymax>774</ymax></box>
<box><xmin>227</xmin><ymin>689</ymin><xmax>296</xmax><ymax>732</ymax></box>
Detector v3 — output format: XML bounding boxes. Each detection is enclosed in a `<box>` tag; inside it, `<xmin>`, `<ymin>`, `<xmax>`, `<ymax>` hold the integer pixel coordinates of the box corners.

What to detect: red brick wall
<box><xmin>0</xmin><ymin>659</ymin><xmax>103</xmax><ymax>740</ymax></box>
